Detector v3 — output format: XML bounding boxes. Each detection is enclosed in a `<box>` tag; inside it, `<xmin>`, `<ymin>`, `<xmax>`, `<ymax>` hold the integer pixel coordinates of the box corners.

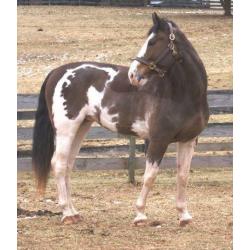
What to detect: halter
<box><xmin>131</xmin><ymin>22</ymin><xmax>181</xmax><ymax>78</ymax></box>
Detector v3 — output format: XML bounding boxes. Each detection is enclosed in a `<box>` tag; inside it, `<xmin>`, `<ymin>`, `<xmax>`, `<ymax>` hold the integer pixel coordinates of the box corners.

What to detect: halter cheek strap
<box><xmin>167</xmin><ymin>22</ymin><xmax>177</xmax><ymax>56</ymax></box>
<box><xmin>131</xmin><ymin>22</ymin><xmax>182</xmax><ymax>78</ymax></box>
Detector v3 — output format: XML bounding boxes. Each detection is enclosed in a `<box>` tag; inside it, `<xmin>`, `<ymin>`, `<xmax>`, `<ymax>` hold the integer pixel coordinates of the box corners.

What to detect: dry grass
<box><xmin>17</xmin><ymin>168</ymin><xmax>232</xmax><ymax>250</ymax></box>
<box><xmin>17</xmin><ymin>6</ymin><xmax>232</xmax><ymax>94</ymax></box>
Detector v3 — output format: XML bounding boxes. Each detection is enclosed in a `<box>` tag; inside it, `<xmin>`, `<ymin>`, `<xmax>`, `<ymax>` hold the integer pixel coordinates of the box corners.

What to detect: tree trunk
<box><xmin>220</xmin><ymin>0</ymin><xmax>232</xmax><ymax>16</ymax></box>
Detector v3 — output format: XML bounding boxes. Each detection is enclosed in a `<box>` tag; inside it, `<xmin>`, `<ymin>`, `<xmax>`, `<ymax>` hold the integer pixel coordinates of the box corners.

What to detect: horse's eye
<box><xmin>148</xmin><ymin>39</ymin><xmax>156</xmax><ymax>46</ymax></box>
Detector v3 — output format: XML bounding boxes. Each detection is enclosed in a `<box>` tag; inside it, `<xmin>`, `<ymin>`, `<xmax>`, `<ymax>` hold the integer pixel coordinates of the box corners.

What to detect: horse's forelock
<box><xmin>147</xmin><ymin>24</ymin><xmax>158</xmax><ymax>36</ymax></box>
<box><xmin>147</xmin><ymin>17</ymin><xmax>177</xmax><ymax>37</ymax></box>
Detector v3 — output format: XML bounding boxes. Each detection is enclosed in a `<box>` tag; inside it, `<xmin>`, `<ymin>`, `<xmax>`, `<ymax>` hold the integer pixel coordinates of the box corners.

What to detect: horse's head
<box><xmin>128</xmin><ymin>13</ymin><xmax>180</xmax><ymax>86</ymax></box>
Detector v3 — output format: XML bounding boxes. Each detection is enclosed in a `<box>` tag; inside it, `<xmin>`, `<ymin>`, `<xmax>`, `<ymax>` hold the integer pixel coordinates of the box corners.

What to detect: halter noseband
<box><xmin>131</xmin><ymin>22</ymin><xmax>181</xmax><ymax>78</ymax></box>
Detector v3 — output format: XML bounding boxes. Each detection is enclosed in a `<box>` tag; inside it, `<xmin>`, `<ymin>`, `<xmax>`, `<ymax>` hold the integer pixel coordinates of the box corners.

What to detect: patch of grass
<box><xmin>18</xmin><ymin>168</ymin><xmax>232</xmax><ymax>249</ymax></box>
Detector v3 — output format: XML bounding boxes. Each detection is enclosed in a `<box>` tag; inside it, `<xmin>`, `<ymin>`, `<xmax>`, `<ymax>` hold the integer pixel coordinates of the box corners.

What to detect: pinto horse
<box><xmin>32</xmin><ymin>13</ymin><xmax>209</xmax><ymax>226</ymax></box>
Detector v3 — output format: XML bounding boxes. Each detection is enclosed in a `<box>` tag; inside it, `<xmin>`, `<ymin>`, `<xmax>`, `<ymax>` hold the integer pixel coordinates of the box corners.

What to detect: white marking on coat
<box><xmin>134</xmin><ymin>160</ymin><xmax>159</xmax><ymax>224</ymax></box>
<box><xmin>87</xmin><ymin>86</ymin><xmax>104</xmax><ymax>112</ymax></box>
<box><xmin>131</xmin><ymin>113</ymin><xmax>151</xmax><ymax>139</ymax></box>
<box><xmin>179</xmin><ymin>211</ymin><xmax>192</xmax><ymax>222</ymax></box>
<box><xmin>176</xmin><ymin>139</ymin><xmax>196</xmax><ymax>223</ymax></box>
<box><xmin>128</xmin><ymin>32</ymin><xmax>155</xmax><ymax>81</ymax></box>
<box><xmin>86</xmin><ymin>87</ymin><xmax>119</xmax><ymax>132</ymax></box>
<box><xmin>99</xmin><ymin>107</ymin><xmax>118</xmax><ymax>132</ymax></box>
<box><xmin>52</xmin><ymin>63</ymin><xmax>119</xmax><ymax>130</ymax></box>
<box><xmin>138</xmin><ymin>32</ymin><xmax>156</xmax><ymax>58</ymax></box>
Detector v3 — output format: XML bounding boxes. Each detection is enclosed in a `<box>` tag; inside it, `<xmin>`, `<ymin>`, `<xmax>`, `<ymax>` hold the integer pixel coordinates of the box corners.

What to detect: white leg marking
<box><xmin>134</xmin><ymin>160</ymin><xmax>159</xmax><ymax>224</ymax></box>
<box><xmin>51</xmin><ymin>114</ymin><xmax>86</xmax><ymax>221</ymax></box>
<box><xmin>52</xmin><ymin>134</ymin><xmax>76</xmax><ymax>219</ymax></box>
<box><xmin>66</xmin><ymin>121</ymin><xmax>93</xmax><ymax>217</ymax></box>
<box><xmin>176</xmin><ymin>138</ymin><xmax>196</xmax><ymax>226</ymax></box>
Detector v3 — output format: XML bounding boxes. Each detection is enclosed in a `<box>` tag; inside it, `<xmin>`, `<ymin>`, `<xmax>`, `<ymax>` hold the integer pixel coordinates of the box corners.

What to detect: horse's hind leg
<box><xmin>51</xmin><ymin>131</ymin><xmax>75</xmax><ymax>224</ymax></box>
<box><xmin>134</xmin><ymin>140</ymin><xmax>168</xmax><ymax>225</ymax></box>
<box><xmin>176</xmin><ymin>138</ymin><xmax>196</xmax><ymax>226</ymax></box>
<box><xmin>65</xmin><ymin>121</ymin><xmax>93</xmax><ymax>221</ymax></box>
<box><xmin>51</xmin><ymin>120</ymin><xmax>89</xmax><ymax>224</ymax></box>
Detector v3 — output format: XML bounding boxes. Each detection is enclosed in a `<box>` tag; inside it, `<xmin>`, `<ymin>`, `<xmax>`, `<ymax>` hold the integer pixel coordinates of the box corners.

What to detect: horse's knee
<box><xmin>52</xmin><ymin>154</ymin><xmax>68</xmax><ymax>177</ymax></box>
<box><xmin>177</xmin><ymin>170</ymin><xmax>189</xmax><ymax>184</ymax></box>
<box><xmin>144</xmin><ymin>174</ymin><xmax>155</xmax><ymax>187</ymax></box>
<box><xmin>143</xmin><ymin>166</ymin><xmax>159</xmax><ymax>187</ymax></box>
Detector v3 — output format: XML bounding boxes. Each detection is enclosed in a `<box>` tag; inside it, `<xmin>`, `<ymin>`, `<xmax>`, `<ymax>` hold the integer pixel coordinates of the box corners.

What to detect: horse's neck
<box><xmin>173</xmin><ymin>49</ymin><xmax>207</xmax><ymax>93</ymax></box>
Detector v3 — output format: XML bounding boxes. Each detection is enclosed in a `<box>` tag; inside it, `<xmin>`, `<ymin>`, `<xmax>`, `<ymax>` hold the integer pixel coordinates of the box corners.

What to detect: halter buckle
<box><xmin>149</xmin><ymin>62</ymin><xmax>157</xmax><ymax>70</ymax></box>
<box><xmin>169</xmin><ymin>33</ymin><xmax>175</xmax><ymax>41</ymax></box>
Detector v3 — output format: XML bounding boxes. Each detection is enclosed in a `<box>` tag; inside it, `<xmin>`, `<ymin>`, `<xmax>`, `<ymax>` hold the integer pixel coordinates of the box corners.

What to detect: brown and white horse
<box><xmin>32</xmin><ymin>13</ymin><xmax>209</xmax><ymax>226</ymax></box>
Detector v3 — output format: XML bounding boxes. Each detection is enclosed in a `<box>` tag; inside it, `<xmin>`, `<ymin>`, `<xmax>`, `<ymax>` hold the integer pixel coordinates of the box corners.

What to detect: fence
<box><xmin>17</xmin><ymin>0</ymin><xmax>145</xmax><ymax>6</ymax></box>
<box><xmin>17</xmin><ymin>89</ymin><xmax>233</xmax><ymax>182</ymax></box>
<box><xmin>17</xmin><ymin>0</ymin><xmax>233</xmax><ymax>10</ymax></box>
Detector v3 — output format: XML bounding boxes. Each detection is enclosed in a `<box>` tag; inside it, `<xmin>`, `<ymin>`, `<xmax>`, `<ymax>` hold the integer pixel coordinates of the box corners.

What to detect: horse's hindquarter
<box><xmin>45</xmin><ymin>61</ymin><xmax>145</xmax><ymax>136</ymax></box>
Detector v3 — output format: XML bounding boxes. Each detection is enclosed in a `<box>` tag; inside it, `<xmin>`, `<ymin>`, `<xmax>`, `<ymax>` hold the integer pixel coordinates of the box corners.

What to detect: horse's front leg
<box><xmin>134</xmin><ymin>140</ymin><xmax>168</xmax><ymax>225</ymax></box>
<box><xmin>176</xmin><ymin>138</ymin><xmax>196</xmax><ymax>226</ymax></box>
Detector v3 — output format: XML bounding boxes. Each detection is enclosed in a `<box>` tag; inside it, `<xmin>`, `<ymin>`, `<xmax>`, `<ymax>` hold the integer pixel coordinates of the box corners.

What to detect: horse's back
<box><xmin>45</xmin><ymin>61</ymin><xmax>129</xmax><ymax>99</ymax></box>
<box><xmin>43</xmin><ymin>61</ymin><xmax>134</xmax><ymax>132</ymax></box>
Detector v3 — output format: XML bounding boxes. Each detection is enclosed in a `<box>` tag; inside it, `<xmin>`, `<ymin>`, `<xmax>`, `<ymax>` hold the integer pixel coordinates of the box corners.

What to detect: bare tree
<box><xmin>220</xmin><ymin>0</ymin><xmax>232</xmax><ymax>16</ymax></box>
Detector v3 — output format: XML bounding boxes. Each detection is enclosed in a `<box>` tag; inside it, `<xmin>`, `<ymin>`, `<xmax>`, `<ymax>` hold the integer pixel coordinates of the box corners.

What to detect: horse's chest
<box><xmin>131</xmin><ymin>119</ymin><xmax>149</xmax><ymax>139</ymax></box>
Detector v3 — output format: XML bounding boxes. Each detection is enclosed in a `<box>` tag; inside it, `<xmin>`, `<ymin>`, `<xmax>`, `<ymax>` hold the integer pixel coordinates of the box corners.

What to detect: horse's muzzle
<box><xmin>128</xmin><ymin>71</ymin><xmax>145</xmax><ymax>86</ymax></box>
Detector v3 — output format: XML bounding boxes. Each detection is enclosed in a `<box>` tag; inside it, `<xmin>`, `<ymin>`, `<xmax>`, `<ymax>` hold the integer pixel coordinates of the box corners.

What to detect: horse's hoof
<box><xmin>73</xmin><ymin>214</ymin><xmax>83</xmax><ymax>222</ymax></box>
<box><xmin>133</xmin><ymin>213</ymin><xmax>148</xmax><ymax>226</ymax></box>
<box><xmin>179</xmin><ymin>218</ymin><xmax>192</xmax><ymax>227</ymax></box>
<box><xmin>62</xmin><ymin>215</ymin><xmax>82</xmax><ymax>225</ymax></box>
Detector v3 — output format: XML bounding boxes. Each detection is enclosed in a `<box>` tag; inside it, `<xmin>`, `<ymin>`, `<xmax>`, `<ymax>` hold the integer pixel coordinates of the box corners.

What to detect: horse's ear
<box><xmin>152</xmin><ymin>12</ymin><xmax>161</xmax><ymax>27</ymax></box>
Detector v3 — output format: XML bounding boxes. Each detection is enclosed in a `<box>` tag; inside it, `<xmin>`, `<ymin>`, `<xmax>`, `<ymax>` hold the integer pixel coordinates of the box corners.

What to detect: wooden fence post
<box><xmin>128</xmin><ymin>136</ymin><xmax>136</xmax><ymax>184</ymax></box>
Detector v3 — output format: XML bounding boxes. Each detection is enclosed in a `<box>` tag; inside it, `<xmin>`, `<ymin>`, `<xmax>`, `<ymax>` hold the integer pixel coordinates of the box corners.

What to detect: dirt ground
<box><xmin>17</xmin><ymin>6</ymin><xmax>232</xmax><ymax>94</ymax></box>
<box><xmin>17</xmin><ymin>168</ymin><xmax>232</xmax><ymax>250</ymax></box>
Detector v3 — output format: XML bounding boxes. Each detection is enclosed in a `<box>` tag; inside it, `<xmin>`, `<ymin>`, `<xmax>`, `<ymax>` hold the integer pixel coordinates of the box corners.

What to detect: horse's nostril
<box><xmin>137</xmin><ymin>75</ymin><xmax>141</xmax><ymax>81</ymax></box>
<box><xmin>136</xmin><ymin>74</ymin><xmax>144</xmax><ymax>82</ymax></box>
<box><xmin>130</xmin><ymin>73</ymin><xmax>134</xmax><ymax>79</ymax></box>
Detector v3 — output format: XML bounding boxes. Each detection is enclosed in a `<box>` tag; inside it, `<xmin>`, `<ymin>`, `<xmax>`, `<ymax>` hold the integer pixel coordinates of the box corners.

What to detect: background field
<box><xmin>17</xmin><ymin>6</ymin><xmax>232</xmax><ymax>93</ymax></box>
<box><xmin>17</xmin><ymin>6</ymin><xmax>233</xmax><ymax>250</ymax></box>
